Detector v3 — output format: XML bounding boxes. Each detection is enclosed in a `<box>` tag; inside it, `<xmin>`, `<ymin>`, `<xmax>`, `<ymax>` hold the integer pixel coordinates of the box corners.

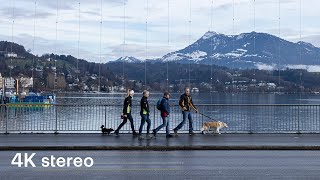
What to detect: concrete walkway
<box><xmin>1</xmin><ymin>133</ymin><xmax>320</xmax><ymax>150</ymax></box>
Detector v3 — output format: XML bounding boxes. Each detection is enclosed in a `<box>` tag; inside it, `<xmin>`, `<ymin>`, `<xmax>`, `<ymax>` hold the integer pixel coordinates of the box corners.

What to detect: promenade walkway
<box><xmin>1</xmin><ymin>133</ymin><xmax>320</xmax><ymax>150</ymax></box>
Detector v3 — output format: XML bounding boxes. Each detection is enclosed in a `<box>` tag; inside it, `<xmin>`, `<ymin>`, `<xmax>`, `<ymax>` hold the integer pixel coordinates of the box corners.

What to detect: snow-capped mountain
<box><xmin>110</xmin><ymin>31</ymin><xmax>320</xmax><ymax>70</ymax></box>
<box><xmin>112</xmin><ymin>56</ymin><xmax>142</xmax><ymax>63</ymax></box>
<box><xmin>159</xmin><ymin>31</ymin><xmax>320</xmax><ymax>70</ymax></box>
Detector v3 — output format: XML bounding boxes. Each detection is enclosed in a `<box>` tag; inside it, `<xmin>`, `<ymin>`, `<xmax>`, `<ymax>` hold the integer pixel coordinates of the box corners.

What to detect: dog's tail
<box><xmin>100</xmin><ymin>125</ymin><xmax>105</xmax><ymax>129</ymax></box>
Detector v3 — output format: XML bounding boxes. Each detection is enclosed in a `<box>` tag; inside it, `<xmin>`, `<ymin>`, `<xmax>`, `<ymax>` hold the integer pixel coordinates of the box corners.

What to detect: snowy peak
<box><xmin>200</xmin><ymin>31</ymin><xmax>219</xmax><ymax>40</ymax></box>
<box><xmin>113</xmin><ymin>56</ymin><xmax>142</xmax><ymax>63</ymax></box>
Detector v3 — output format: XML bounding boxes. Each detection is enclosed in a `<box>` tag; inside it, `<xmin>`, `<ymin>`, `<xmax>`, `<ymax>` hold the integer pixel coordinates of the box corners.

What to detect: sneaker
<box><xmin>132</xmin><ymin>131</ymin><xmax>138</xmax><ymax>136</ymax></box>
<box><xmin>189</xmin><ymin>132</ymin><xmax>195</xmax><ymax>136</ymax></box>
<box><xmin>152</xmin><ymin>129</ymin><xmax>157</xmax><ymax>137</ymax></box>
<box><xmin>173</xmin><ymin>129</ymin><xmax>178</xmax><ymax>136</ymax></box>
<box><xmin>114</xmin><ymin>130</ymin><xmax>119</xmax><ymax>136</ymax></box>
<box><xmin>138</xmin><ymin>135</ymin><xmax>144</xmax><ymax>140</ymax></box>
<box><xmin>166</xmin><ymin>134</ymin><xmax>173</xmax><ymax>138</ymax></box>
<box><xmin>146</xmin><ymin>134</ymin><xmax>153</xmax><ymax>139</ymax></box>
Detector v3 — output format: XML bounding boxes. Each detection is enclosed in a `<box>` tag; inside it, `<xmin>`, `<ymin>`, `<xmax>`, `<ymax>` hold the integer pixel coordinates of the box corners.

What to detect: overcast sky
<box><xmin>0</xmin><ymin>0</ymin><xmax>319</xmax><ymax>63</ymax></box>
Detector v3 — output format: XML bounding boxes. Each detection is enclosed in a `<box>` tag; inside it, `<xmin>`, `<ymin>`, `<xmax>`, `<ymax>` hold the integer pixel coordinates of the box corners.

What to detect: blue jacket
<box><xmin>160</xmin><ymin>97</ymin><xmax>170</xmax><ymax>115</ymax></box>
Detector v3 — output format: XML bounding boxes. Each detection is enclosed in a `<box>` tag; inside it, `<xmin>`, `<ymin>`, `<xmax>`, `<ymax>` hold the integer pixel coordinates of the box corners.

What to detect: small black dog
<box><xmin>100</xmin><ymin>125</ymin><xmax>114</xmax><ymax>135</ymax></box>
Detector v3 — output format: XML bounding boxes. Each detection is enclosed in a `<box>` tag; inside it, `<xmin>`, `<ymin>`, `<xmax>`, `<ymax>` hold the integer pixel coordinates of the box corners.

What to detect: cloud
<box><xmin>0</xmin><ymin>0</ymin><xmax>319</xmax><ymax>63</ymax></box>
<box><xmin>255</xmin><ymin>63</ymin><xmax>276</xmax><ymax>71</ymax></box>
<box><xmin>286</xmin><ymin>64</ymin><xmax>320</xmax><ymax>72</ymax></box>
<box><xmin>0</xmin><ymin>7</ymin><xmax>53</xmax><ymax>19</ymax></box>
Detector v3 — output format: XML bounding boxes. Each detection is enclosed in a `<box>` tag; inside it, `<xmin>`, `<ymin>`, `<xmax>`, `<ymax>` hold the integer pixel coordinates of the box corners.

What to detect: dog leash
<box><xmin>198</xmin><ymin>112</ymin><xmax>217</xmax><ymax>121</ymax></box>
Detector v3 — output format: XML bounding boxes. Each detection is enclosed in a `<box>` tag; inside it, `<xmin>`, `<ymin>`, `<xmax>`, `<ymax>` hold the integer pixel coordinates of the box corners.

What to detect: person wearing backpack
<box><xmin>114</xmin><ymin>89</ymin><xmax>137</xmax><ymax>136</ymax></box>
<box><xmin>153</xmin><ymin>92</ymin><xmax>173</xmax><ymax>138</ymax></box>
<box><xmin>173</xmin><ymin>87</ymin><xmax>198</xmax><ymax>136</ymax></box>
<box><xmin>138</xmin><ymin>90</ymin><xmax>152</xmax><ymax>140</ymax></box>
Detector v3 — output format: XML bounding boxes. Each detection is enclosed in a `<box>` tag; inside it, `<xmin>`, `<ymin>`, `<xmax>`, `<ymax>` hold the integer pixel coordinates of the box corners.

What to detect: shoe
<box><xmin>146</xmin><ymin>134</ymin><xmax>153</xmax><ymax>139</ymax></box>
<box><xmin>132</xmin><ymin>131</ymin><xmax>138</xmax><ymax>136</ymax></box>
<box><xmin>138</xmin><ymin>135</ymin><xmax>144</xmax><ymax>140</ymax></box>
<box><xmin>173</xmin><ymin>129</ymin><xmax>178</xmax><ymax>136</ymax></box>
<box><xmin>166</xmin><ymin>134</ymin><xmax>173</xmax><ymax>138</ymax></box>
<box><xmin>152</xmin><ymin>129</ymin><xmax>156</xmax><ymax>137</ymax></box>
<box><xmin>189</xmin><ymin>132</ymin><xmax>195</xmax><ymax>136</ymax></box>
<box><xmin>114</xmin><ymin>130</ymin><xmax>119</xmax><ymax>136</ymax></box>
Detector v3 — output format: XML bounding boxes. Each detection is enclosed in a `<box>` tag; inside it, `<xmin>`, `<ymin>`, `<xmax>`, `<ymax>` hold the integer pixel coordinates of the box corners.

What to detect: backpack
<box><xmin>156</xmin><ymin>98</ymin><xmax>163</xmax><ymax>110</ymax></box>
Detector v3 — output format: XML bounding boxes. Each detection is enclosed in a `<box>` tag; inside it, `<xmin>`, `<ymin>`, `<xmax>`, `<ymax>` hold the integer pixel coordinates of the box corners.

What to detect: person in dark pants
<box><xmin>114</xmin><ymin>90</ymin><xmax>137</xmax><ymax>136</ymax></box>
<box><xmin>173</xmin><ymin>87</ymin><xmax>198</xmax><ymax>136</ymax></box>
<box><xmin>153</xmin><ymin>92</ymin><xmax>173</xmax><ymax>138</ymax></box>
<box><xmin>138</xmin><ymin>90</ymin><xmax>152</xmax><ymax>140</ymax></box>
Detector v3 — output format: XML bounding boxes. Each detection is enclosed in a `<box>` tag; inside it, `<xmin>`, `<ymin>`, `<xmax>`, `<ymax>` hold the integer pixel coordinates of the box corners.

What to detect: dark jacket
<box><xmin>179</xmin><ymin>93</ymin><xmax>197</xmax><ymax>112</ymax></box>
<box><xmin>160</xmin><ymin>97</ymin><xmax>170</xmax><ymax>117</ymax></box>
<box><xmin>140</xmin><ymin>96</ymin><xmax>150</xmax><ymax>115</ymax></box>
<box><xmin>123</xmin><ymin>95</ymin><xmax>133</xmax><ymax>115</ymax></box>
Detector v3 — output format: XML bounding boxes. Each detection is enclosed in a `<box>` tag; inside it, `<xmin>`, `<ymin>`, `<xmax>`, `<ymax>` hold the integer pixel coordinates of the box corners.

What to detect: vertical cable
<box><xmin>253</xmin><ymin>0</ymin><xmax>256</xmax><ymax>92</ymax></box>
<box><xmin>145</xmin><ymin>0</ymin><xmax>148</xmax><ymax>89</ymax></box>
<box><xmin>299</xmin><ymin>0</ymin><xmax>302</xmax><ymax>101</ymax></box>
<box><xmin>232</xmin><ymin>0</ymin><xmax>235</xmax><ymax>93</ymax></box>
<box><xmin>99</xmin><ymin>0</ymin><xmax>102</xmax><ymax>92</ymax></box>
<box><xmin>166</xmin><ymin>0</ymin><xmax>170</xmax><ymax>91</ymax></box>
<box><xmin>210</xmin><ymin>0</ymin><xmax>214</xmax><ymax>104</ymax></box>
<box><xmin>278</xmin><ymin>0</ymin><xmax>281</xmax><ymax>91</ymax></box>
<box><xmin>54</xmin><ymin>0</ymin><xmax>58</xmax><ymax>91</ymax></box>
<box><xmin>32</xmin><ymin>0</ymin><xmax>37</xmax><ymax>90</ymax></box>
<box><xmin>188</xmin><ymin>0</ymin><xmax>192</xmax><ymax>85</ymax></box>
<box><xmin>77</xmin><ymin>1</ymin><xmax>81</xmax><ymax>80</ymax></box>
<box><xmin>122</xmin><ymin>0</ymin><xmax>126</xmax><ymax>89</ymax></box>
<box><xmin>10</xmin><ymin>0</ymin><xmax>15</xmax><ymax>78</ymax></box>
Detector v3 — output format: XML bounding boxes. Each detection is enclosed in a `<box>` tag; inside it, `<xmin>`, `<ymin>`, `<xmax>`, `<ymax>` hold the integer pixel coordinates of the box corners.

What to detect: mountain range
<box><xmin>111</xmin><ymin>31</ymin><xmax>320</xmax><ymax>71</ymax></box>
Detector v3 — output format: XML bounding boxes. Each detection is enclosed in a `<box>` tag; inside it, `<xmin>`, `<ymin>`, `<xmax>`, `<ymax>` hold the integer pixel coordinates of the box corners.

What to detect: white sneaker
<box><xmin>146</xmin><ymin>134</ymin><xmax>153</xmax><ymax>139</ymax></box>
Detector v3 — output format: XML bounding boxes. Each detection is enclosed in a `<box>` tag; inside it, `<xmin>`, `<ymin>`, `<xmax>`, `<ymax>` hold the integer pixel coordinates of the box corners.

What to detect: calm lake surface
<box><xmin>55</xmin><ymin>92</ymin><xmax>320</xmax><ymax>105</ymax></box>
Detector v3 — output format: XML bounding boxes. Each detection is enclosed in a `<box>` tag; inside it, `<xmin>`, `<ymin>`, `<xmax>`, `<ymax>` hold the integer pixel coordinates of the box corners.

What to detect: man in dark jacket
<box><xmin>115</xmin><ymin>90</ymin><xmax>137</xmax><ymax>136</ymax></box>
<box><xmin>138</xmin><ymin>90</ymin><xmax>152</xmax><ymax>139</ymax></box>
<box><xmin>153</xmin><ymin>92</ymin><xmax>173</xmax><ymax>138</ymax></box>
<box><xmin>173</xmin><ymin>87</ymin><xmax>198</xmax><ymax>135</ymax></box>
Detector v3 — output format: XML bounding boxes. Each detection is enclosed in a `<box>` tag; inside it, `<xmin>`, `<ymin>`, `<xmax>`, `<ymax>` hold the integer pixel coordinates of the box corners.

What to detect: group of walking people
<box><xmin>114</xmin><ymin>87</ymin><xmax>198</xmax><ymax>139</ymax></box>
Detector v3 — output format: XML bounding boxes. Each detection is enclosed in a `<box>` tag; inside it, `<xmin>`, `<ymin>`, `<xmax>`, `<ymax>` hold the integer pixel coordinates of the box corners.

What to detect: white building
<box><xmin>19</xmin><ymin>77</ymin><xmax>33</xmax><ymax>88</ymax></box>
<box><xmin>4</xmin><ymin>52</ymin><xmax>18</xmax><ymax>58</ymax></box>
<box><xmin>5</xmin><ymin>77</ymin><xmax>15</xmax><ymax>89</ymax></box>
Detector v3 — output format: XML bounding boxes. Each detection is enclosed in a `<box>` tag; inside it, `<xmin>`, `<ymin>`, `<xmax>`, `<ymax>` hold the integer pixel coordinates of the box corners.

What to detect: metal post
<box><xmin>249</xmin><ymin>105</ymin><xmax>253</xmax><ymax>134</ymax></box>
<box><xmin>153</xmin><ymin>105</ymin><xmax>156</xmax><ymax>130</ymax></box>
<box><xmin>297</xmin><ymin>105</ymin><xmax>300</xmax><ymax>134</ymax></box>
<box><xmin>5</xmin><ymin>105</ymin><xmax>8</xmax><ymax>134</ymax></box>
<box><xmin>54</xmin><ymin>105</ymin><xmax>58</xmax><ymax>134</ymax></box>
<box><xmin>104</xmin><ymin>105</ymin><xmax>107</xmax><ymax>126</ymax></box>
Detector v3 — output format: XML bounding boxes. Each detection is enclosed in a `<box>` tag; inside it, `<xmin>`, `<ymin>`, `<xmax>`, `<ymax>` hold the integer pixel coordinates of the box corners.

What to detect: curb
<box><xmin>1</xmin><ymin>146</ymin><xmax>320</xmax><ymax>151</ymax></box>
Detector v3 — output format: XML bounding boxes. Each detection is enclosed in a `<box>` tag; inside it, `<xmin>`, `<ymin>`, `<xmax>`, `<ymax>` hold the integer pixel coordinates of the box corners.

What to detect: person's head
<box><xmin>164</xmin><ymin>91</ymin><xmax>170</xmax><ymax>99</ymax></box>
<box><xmin>184</xmin><ymin>87</ymin><xmax>190</xmax><ymax>96</ymax></box>
<box><xmin>129</xmin><ymin>90</ymin><xmax>134</xmax><ymax>97</ymax></box>
<box><xmin>126</xmin><ymin>89</ymin><xmax>131</xmax><ymax>96</ymax></box>
<box><xmin>143</xmin><ymin>90</ymin><xmax>149</xmax><ymax>98</ymax></box>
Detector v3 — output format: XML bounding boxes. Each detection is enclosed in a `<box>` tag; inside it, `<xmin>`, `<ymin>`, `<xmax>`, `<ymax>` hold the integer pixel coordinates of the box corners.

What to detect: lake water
<box><xmin>55</xmin><ymin>92</ymin><xmax>320</xmax><ymax>105</ymax></box>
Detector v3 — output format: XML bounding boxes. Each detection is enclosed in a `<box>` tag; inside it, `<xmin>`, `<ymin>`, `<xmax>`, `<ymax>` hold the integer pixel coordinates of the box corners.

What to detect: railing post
<box><xmin>153</xmin><ymin>105</ymin><xmax>156</xmax><ymax>130</ymax></box>
<box><xmin>54</xmin><ymin>105</ymin><xmax>58</xmax><ymax>134</ymax></box>
<box><xmin>5</xmin><ymin>105</ymin><xmax>8</xmax><ymax>134</ymax></box>
<box><xmin>249</xmin><ymin>105</ymin><xmax>253</xmax><ymax>134</ymax></box>
<box><xmin>297</xmin><ymin>105</ymin><xmax>300</xmax><ymax>134</ymax></box>
<box><xmin>104</xmin><ymin>105</ymin><xmax>107</xmax><ymax>126</ymax></box>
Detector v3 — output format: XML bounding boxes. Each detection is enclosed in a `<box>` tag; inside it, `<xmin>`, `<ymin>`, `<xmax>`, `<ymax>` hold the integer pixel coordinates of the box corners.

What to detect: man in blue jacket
<box><xmin>153</xmin><ymin>92</ymin><xmax>173</xmax><ymax>138</ymax></box>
